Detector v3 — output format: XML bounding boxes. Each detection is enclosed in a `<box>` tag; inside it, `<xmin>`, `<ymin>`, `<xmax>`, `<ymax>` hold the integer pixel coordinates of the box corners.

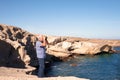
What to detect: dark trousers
<box><xmin>37</xmin><ymin>58</ymin><xmax>45</xmax><ymax>77</ymax></box>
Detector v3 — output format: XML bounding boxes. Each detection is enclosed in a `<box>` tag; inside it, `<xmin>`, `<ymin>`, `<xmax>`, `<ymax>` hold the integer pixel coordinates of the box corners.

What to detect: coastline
<box><xmin>0</xmin><ymin>24</ymin><xmax>120</xmax><ymax>80</ymax></box>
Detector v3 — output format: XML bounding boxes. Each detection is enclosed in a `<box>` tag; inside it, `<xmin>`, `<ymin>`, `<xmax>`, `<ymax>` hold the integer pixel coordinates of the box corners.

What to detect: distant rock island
<box><xmin>0</xmin><ymin>24</ymin><xmax>120</xmax><ymax>80</ymax></box>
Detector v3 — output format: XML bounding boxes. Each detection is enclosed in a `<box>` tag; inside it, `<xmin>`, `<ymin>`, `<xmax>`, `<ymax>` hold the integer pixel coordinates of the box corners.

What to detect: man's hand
<box><xmin>40</xmin><ymin>35</ymin><xmax>47</xmax><ymax>46</ymax></box>
<box><xmin>42</xmin><ymin>35</ymin><xmax>46</xmax><ymax>41</ymax></box>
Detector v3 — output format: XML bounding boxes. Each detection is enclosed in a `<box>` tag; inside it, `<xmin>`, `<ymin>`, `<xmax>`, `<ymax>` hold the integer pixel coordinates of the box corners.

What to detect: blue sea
<box><xmin>46</xmin><ymin>47</ymin><xmax>120</xmax><ymax>80</ymax></box>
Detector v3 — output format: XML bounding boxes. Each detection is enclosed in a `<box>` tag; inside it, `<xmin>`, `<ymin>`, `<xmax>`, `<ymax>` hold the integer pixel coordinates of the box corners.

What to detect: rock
<box><xmin>18</xmin><ymin>46</ymin><xmax>30</xmax><ymax>65</ymax></box>
<box><xmin>62</xmin><ymin>41</ymin><xmax>72</xmax><ymax>49</ymax></box>
<box><xmin>0</xmin><ymin>67</ymin><xmax>90</xmax><ymax>80</ymax></box>
<box><xmin>47</xmin><ymin>41</ymin><xmax>113</xmax><ymax>57</ymax></box>
<box><xmin>6</xmin><ymin>39</ymin><xmax>21</xmax><ymax>49</ymax></box>
<box><xmin>0</xmin><ymin>24</ymin><xmax>37</xmax><ymax>68</ymax></box>
<box><xmin>71</xmin><ymin>42</ymin><xmax>112</xmax><ymax>55</ymax></box>
<box><xmin>0</xmin><ymin>40</ymin><xmax>25</xmax><ymax>68</ymax></box>
<box><xmin>47</xmin><ymin>41</ymin><xmax>72</xmax><ymax>57</ymax></box>
<box><xmin>0</xmin><ymin>24</ymin><xmax>117</xmax><ymax>68</ymax></box>
<box><xmin>70</xmin><ymin>64</ymin><xmax>78</xmax><ymax>67</ymax></box>
<box><xmin>47</xmin><ymin>50</ymin><xmax>71</xmax><ymax>57</ymax></box>
<box><xmin>0</xmin><ymin>25</ymin><xmax>4</xmax><ymax>31</ymax></box>
<box><xmin>47</xmin><ymin>36</ymin><xmax>66</xmax><ymax>45</ymax></box>
<box><xmin>15</xmin><ymin>31</ymin><xmax>24</xmax><ymax>39</ymax></box>
<box><xmin>48</xmin><ymin>41</ymin><xmax>71</xmax><ymax>52</ymax></box>
<box><xmin>0</xmin><ymin>40</ymin><xmax>13</xmax><ymax>66</ymax></box>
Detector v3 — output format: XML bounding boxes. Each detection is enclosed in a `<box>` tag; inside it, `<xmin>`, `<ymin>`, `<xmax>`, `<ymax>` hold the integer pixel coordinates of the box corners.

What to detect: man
<box><xmin>36</xmin><ymin>35</ymin><xmax>47</xmax><ymax>77</ymax></box>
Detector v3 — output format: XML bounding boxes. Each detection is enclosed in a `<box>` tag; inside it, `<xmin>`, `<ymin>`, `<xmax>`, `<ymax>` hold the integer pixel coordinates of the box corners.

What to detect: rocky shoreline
<box><xmin>0</xmin><ymin>67</ymin><xmax>89</xmax><ymax>80</ymax></box>
<box><xmin>0</xmin><ymin>24</ymin><xmax>120</xmax><ymax>79</ymax></box>
<box><xmin>0</xmin><ymin>76</ymin><xmax>89</xmax><ymax>80</ymax></box>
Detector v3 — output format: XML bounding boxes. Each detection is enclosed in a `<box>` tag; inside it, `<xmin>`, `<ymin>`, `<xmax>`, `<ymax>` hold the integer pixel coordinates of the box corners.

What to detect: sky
<box><xmin>0</xmin><ymin>0</ymin><xmax>120</xmax><ymax>39</ymax></box>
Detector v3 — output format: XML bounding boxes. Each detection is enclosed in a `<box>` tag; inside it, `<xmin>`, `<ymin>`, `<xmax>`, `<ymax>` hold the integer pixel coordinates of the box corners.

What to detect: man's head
<box><xmin>37</xmin><ymin>35</ymin><xmax>44</xmax><ymax>42</ymax></box>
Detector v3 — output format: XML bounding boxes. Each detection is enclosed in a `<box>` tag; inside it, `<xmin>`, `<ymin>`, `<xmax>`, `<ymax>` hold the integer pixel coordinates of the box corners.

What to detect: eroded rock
<box><xmin>0</xmin><ymin>24</ymin><xmax>37</xmax><ymax>68</ymax></box>
<box><xmin>0</xmin><ymin>24</ymin><xmax>117</xmax><ymax>68</ymax></box>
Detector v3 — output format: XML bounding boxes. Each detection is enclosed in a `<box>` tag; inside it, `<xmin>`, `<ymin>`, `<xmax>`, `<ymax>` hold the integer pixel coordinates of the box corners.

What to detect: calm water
<box><xmin>46</xmin><ymin>47</ymin><xmax>120</xmax><ymax>80</ymax></box>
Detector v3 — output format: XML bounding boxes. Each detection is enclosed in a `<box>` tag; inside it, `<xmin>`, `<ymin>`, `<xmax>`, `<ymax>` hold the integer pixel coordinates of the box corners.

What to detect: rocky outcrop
<box><xmin>0</xmin><ymin>24</ymin><xmax>117</xmax><ymax>68</ymax></box>
<box><xmin>0</xmin><ymin>24</ymin><xmax>37</xmax><ymax>67</ymax></box>
<box><xmin>0</xmin><ymin>67</ymin><xmax>89</xmax><ymax>80</ymax></box>
<box><xmin>47</xmin><ymin>36</ymin><xmax>113</xmax><ymax>57</ymax></box>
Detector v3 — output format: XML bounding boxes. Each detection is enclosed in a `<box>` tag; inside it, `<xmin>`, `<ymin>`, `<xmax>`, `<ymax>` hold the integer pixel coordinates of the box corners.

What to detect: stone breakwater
<box><xmin>0</xmin><ymin>24</ymin><xmax>120</xmax><ymax>68</ymax></box>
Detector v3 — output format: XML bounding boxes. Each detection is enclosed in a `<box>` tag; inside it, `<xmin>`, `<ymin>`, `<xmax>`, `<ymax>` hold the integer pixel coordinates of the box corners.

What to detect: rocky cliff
<box><xmin>0</xmin><ymin>24</ymin><xmax>119</xmax><ymax>68</ymax></box>
<box><xmin>0</xmin><ymin>24</ymin><xmax>37</xmax><ymax>68</ymax></box>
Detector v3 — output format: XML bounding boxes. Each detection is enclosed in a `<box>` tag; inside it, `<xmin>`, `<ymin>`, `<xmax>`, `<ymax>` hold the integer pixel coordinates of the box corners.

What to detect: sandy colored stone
<box><xmin>0</xmin><ymin>67</ymin><xmax>89</xmax><ymax>80</ymax></box>
<box><xmin>0</xmin><ymin>76</ymin><xmax>89</xmax><ymax>80</ymax></box>
<box><xmin>0</xmin><ymin>24</ymin><xmax>119</xmax><ymax>68</ymax></box>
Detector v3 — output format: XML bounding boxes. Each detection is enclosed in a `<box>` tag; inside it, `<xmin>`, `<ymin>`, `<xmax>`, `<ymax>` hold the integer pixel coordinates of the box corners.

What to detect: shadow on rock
<box><xmin>0</xmin><ymin>40</ymin><xmax>25</xmax><ymax>68</ymax></box>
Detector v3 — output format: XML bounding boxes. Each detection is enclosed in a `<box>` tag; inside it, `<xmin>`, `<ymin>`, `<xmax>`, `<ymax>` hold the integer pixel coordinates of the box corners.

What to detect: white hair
<box><xmin>36</xmin><ymin>34</ymin><xmax>42</xmax><ymax>39</ymax></box>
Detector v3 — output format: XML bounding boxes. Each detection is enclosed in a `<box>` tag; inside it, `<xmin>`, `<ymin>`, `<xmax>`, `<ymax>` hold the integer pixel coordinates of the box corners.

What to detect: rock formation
<box><xmin>47</xmin><ymin>37</ymin><xmax>113</xmax><ymax>57</ymax></box>
<box><xmin>0</xmin><ymin>24</ymin><xmax>118</xmax><ymax>68</ymax></box>
<box><xmin>0</xmin><ymin>24</ymin><xmax>37</xmax><ymax>67</ymax></box>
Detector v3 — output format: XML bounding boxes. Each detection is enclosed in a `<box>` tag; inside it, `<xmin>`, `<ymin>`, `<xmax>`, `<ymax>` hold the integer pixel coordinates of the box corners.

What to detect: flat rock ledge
<box><xmin>0</xmin><ymin>67</ymin><xmax>89</xmax><ymax>80</ymax></box>
<box><xmin>0</xmin><ymin>76</ymin><xmax>89</xmax><ymax>80</ymax></box>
